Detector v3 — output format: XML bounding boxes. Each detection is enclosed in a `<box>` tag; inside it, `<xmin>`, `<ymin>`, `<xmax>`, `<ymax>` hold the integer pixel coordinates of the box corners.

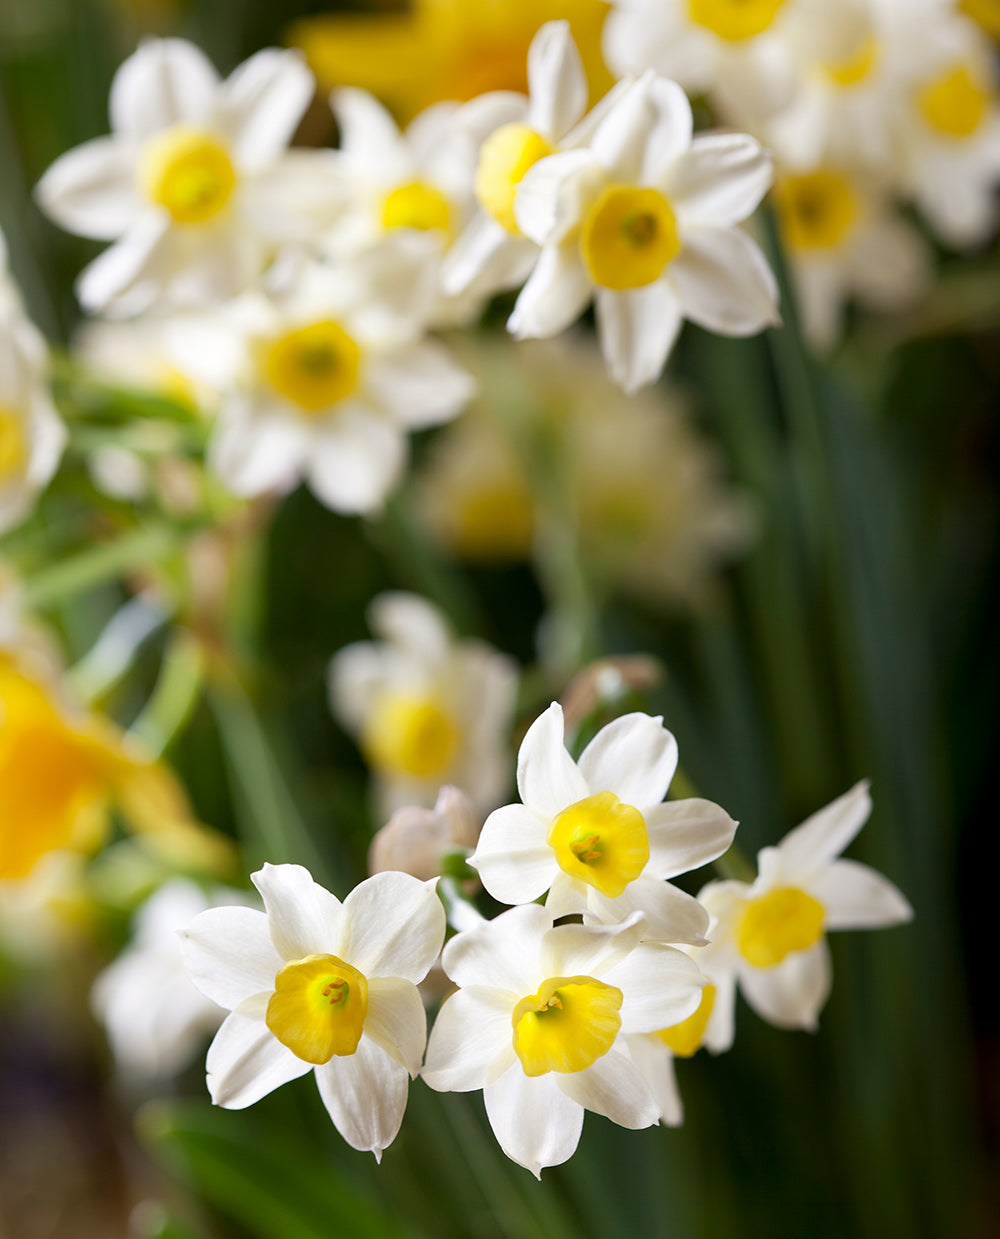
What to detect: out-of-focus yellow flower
<box><xmin>962</xmin><ymin>0</ymin><xmax>1000</xmax><ymax>39</ymax></box>
<box><xmin>289</xmin><ymin>0</ymin><xmax>612</xmax><ymax>121</ymax></box>
<box><xmin>0</xmin><ymin>657</ymin><xmax>230</xmax><ymax>883</ymax></box>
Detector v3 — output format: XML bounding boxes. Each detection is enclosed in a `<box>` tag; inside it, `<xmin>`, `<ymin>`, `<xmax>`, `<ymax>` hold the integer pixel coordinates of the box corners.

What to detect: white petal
<box><xmin>508</xmin><ymin>243</ymin><xmax>592</xmax><ymax>339</ymax></box>
<box><xmin>668</xmin><ymin>133</ymin><xmax>772</xmax><ymax>228</ymax></box>
<box><xmin>342</xmin><ymin>871</ymin><xmax>446</xmax><ymax>983</ymax></box>
<box><xmin>626</xmin><ymin>1034</ymin><xmax>683</xmax><ymax>1125</ymax></box>
<box><xmin>35</xmin><ymin>139</ymin><xmax>139</xmax><ymax>240</ymax></box>
<box><xmin>639</xmin><ymin>76</ymin><xmax>695</xmax><ymax>185</ymax></box>
<box><xmin>605</xmin><ymin>942</ymin><xmax>705</xmax><ymax>1033</ymax></box>
<box><xmin>215</xmin><ymin>49</ymin><xmax>314</xmax><ymax>170</ymax></box>
<box><xmin>739</xmin><ymin>940</ymin><xmax>832</xmax><ymax>1031</ymax></box>
<box><xmin>366</xmin><ymin>341</ymin><xmax>475</xmax><ymax>429</ymax></box>
<box><xmin>515</xmin><ymin>702</ymin><xmax>589</xmax><ymax>821</ymax></box>
<box><xmin>469</xmin><ymin>803</ymin><xmax>555</xmax><ymax>905</ymax></box>
<box><xmin>527</xmin><ymin>20</ymin><xmax>587</xmax><ymax>140</ymax></box>
<box><xmin>792</xmin><ymin>260</ymin><xmax>843</xmax><ymax>350</ymax></box>
<box><xmin>363</xmin><ymin>976</ymin><xmax>427</xmax><ymax>1075</ymax></box>
<box><xmin>644</xmin><ymin>798</ymin><xmax>738</xmax><ymax>880</ymax></box>
<box><xmin>849</xmin><ymin>217</ymin><xmax>929</xmax><ymax>311</ymax></box>
<box><xmin>541</xmin><ymin>913</ymin><xmax>645</xmax><ymax>981</ymax></box>
<box><xmin>513</xmin><ymin>149</ymin><xmax>600</xmax><ymax>247</ymax></box>
<box><xmin>776</xmin><ymin>781</ymin><xmax>872</xmax><ymax>877</ymax></box>
<box><xmin>314</xmin><ymin>1036</ymin><xmax>409</xmax><ymax>1161</ymax></box>
<box><xmin>590</xmin><ymin>72</ymin><xmax>655</xmax><ymax>183</ymax></box>
<box><xmin>584</xmin><ymin>878</ymin><xmax>710</xmax><ymax>946</ymax></box>
<box><xmin>306</xmin><ymin>409</ymin><xmax>404</xmax><ymax>515</ymax></box>
<box><xmin>75</xmin><ymin>214</ymin><xmax>171</xmax><ymax>314</ymax></box>
<box><xmin>484</xmin><ymin>1064</ymin><xmax>584</xmax><ymax>1177</ymax></box>
<box><xmin>421</xmin><ymin>987</ymin><xmax>515</xmax><ymax>1092</ymax></box>
<box><xmin>441</xmin><ymin>215</ymin><xmax>528</xmax><ymax>298</ymax></box>
<box><xmin>181</xmin><ymin>906</ymin><xmax>282</xmax><ymax>1010</ymax></box>
<box><xmin>332</xmin><ymin>88</ymin><xmax>407</xmax><ymax>179</ymax></box>
<box><xmin>206</xmin><ymin>1006</ymin><xmax>311</xmax><ymax>1108</ymax></box>
<box><xmin>110</xmin><ymin>38</ymin><xmax>219</xmax><ymax>141</ymax></box>
<box><xmin>594</xmin><ymin>283</ymin><xmax>683</xmax><ymax>394</ymax></box>
<box><xmin>669</xmin><ymin>228</ymin><xmax>779</xmax><ymax>336</ymax></box>
<box><xmin>809</xmin><ymin>859</ymin><xmax>913</xmax><ymax>930</ymax></box>
<box><xmin>441</xmin><ymin>903</ymin><xmax>550</xmax><ymax>994</ymax></box>
<box><xmin>703</xmin><ymin>966</ymin><xmax>737</xmax><ymax>1054</ymax></box>
<box><xmin>557</xmin><ymin>1048</ymin><xmax>659</xmax><ymax>1129</ymax></box>
<box><xmin>251</xmin><ymin>863</ymin><xmax>345</xmax><ymax>961</ymax></box>
<box><xmin>369</xmin><ymin>590</ymin><xmax>451</xmax><ymax>660</ymax></box>
<box><xmin>209</xmin><ymin>401</ymin><xmax>306</xmax><ymax>498</ymax></box>
<box><xmin>577</xmin><ymin>712</ymin><xmax>678</xmax><ymax>807</ymax></box>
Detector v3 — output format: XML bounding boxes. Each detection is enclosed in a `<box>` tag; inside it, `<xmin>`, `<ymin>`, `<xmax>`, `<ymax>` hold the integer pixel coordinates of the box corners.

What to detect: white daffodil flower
<box><xmin>182</xmin><ymin>864</ymin><xmax>446</xmax><ymax>1161</ymax></box>
<box><xmin>0</xmin><ymin>286</ymin><xmax>65</xmax><ymax>535</ymax></box>
<box><xmin>508</xmin><ymin>72</ymin><xmax>779</xmax><ymax>392</ymax></box>
<box><xmin>329</xmin><ymin>592</ymin><xmax>517</xmax><ymax>818</ymax></box>
<box><xmin>35</xmin><ymin>38</ymin><xmax>339</xmax><ymax>313</ymax></box>
<box><xmin>471</xmin><ymin>702</ymin><xmax>737</xmax><ymax>943</ymax></box>
<box><xmin>170</xmin><ymin>249</ymin><xmax>474</xmax><ymax>515</ymax></box>
<box><xmin>422</xmin><ymin>903</ymin><xmax>705</xmax><ymax>1176</ymax></box>
<box><xmin>602</xmin><ymin>0</ymin><xmax>801</xmax><ymax>126</ymax></box>
<box><xmin>773</xmin><ymin>165</ymin><xmax>929</xmax><ymax>346</ymax></box>
<box><xmin>694</xmin><ymin>781</ymin><xmax>912</xmax><ymax>1039</ymax></box>
<box><xmin>91</xmin><ymin>879</ymin><xmax>244</xmax><ymax>1081</ymax></box>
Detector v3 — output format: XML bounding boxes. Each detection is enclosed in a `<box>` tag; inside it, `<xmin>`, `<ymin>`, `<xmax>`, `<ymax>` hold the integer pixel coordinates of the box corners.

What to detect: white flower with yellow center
<box><xmin>508</xmin><ymin>72</ymin><xmax>778</xmax><ymax>392</ymax></box>
<box><xmin>329</xmin><ymin>592</ymin><xmax>517</xmax><ymax>818</ymax></box>
<box><xmin>422</xmin><ymin>903</ymin><xmax>705</xmax><ymax>1176</ymax></box>
<box><xmin>182</xmin><ymin>863</ymin><xmax>446</xmax><ymax>1161</ymax></box>
<box><xmin>92</xmin><ymin>879</ymin><xmax>245</xmax><ymax>1081</ymax></box>
<box><xmin>694</xmin><ymin>781</ymin><xmax>912</xmax><ymax>1036</ymax></box>
<box><xmin>894</xmin><ymin>18</ymin><xmax>1000</xmax><ymax>247</ymax></box>
<box><xmin>172</xmin><ymin>251</ymin><xmax>474</xmax><ymax>514</ymax></box>
<box><xmin>471</xmin><ymin>702</ymin><xmax>737</xmax><ymax>943</ymax></box>
<box><xmin>773</xmin><ymin>164</ymin><xmax>928</xmax><ymax>346</ymax></box>
<box><xmin>35</xmin><ymin>38</ymin><xmax>337</xmax><ymax>313</ymax></box>
<box><xmin>602</xmin><ymin>0</ymin><xmax>801</xmax><ymax>125</ymax></box>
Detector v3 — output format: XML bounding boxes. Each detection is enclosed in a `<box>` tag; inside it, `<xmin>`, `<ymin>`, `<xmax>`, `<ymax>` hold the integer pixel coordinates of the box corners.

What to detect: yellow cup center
<box><xmin>916</xmin><ymin>63</ymin><xmax>990</xmax><ymax>139</ymax></box>
<box><xmin>737</xmin><ymin>887</ymin><xmax>825</xmax><ymax>968</ymax></box>
<box><xmin>381</xmin><ymin>180</ymin><xmax>454</xmax><ymax>235</ymax></box>
<box><xmin>262</xmin><ymin>320</ymin><xmax>362</xmax><ymax>414</ymax></box>
<box><xmin>361</xmin><ymin>693</ymin><xmax>460</xmax><ymax>780</ymax></box>
<box><xmin>453</xmin><ymin>482</ymin><xmax>536</xmax><ymax>561</ymax></box>
<box><xmin>0</xmin><ymin>407</ymin><xmax>28</xmax><ymax>484</ymax></box>
<box><xmin>475</xmin><ymin>123</ymin><xmax>555</xmax><ymax>235</ymax></box>
<box><xmin>138</xmin><ymin>126</ymin><xmax>237</xmax><ymax>225</ymax></box>
<box><xmin>512</xmin><ymin>975</ymin><xmax>623</xmax><ymax>1076</ymax></box>
<box><xmin>657</xmin><ymin>983</ymin><xmax>716</xmax><ymax>1057</ymax></box>
<box><xmin>547</xmin><ymin>789</ymin><xmax>649</xmax><ymax>898</ymax></box>
<box><xmin>266</xmin><ymin>953</ymin><xmax>369</xmax><ymax>1064</ymax></box>
<box><xmin>775</xmin><ymin>170</ymin><xmax>859</xmax><ymax>251</ymax></box>
<box><xmin>580</xmin><ymin>185</ymin><xmax>681</xmax><ymax>292</ymax></box>
<box><xmin>823</xmin><ymin>35</ymin><xmax>879</xmax><ymax>88</ymax></box>
<box><xmin>687</xmin><ymin>0</ymin><xmax>787</xmax><ymax>42</ymax></box>
<box><xmin>962</xmin><ymin>0</ymin><xmax>1000</xmax><ymax>38</ymax></box>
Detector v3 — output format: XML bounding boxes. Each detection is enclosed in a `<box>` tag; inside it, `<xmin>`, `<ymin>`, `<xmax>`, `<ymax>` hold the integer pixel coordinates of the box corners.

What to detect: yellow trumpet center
<box><xmin>688</xmin><ymin>0</ymin><xmax>787</xmax><ymax>42</ymax></box>
<box><xmin>262</xmin><ymin>320</ymin><xmax>362</xmax><ymax>414</ymax></box>
<box><xmin>0</xmin><ymin>407</ymin><xmax>28</xmax><ymax>484</ymax></box>
<box><xmin>775</xmin><ymin>170</ymin><xmax>859</xmax><ymax>251</ymax></box>
<box><xmin>381</xmin><ymin>180</ymin><xmax>453</xmax><ymax>235</ymax></box>
<box><xmin>962</xmin><ymin>0</ymin><xmax>1000</xmax><ymax>38</ymax></box>
<box><xmin>266</xmin><ymin>954</ymin><xmax>369</xmax><ymax>1064</ymax></box>
<box><xmin>547</xmin><ymin>790</ymin><xmax>649</xmax><ymax>898</ymax></box>
<box><xmin>452</xmin><ymin>482</ymin><xmax>536</xmax><ymax>561</ymax></box>
<box><xmin>657</xmin><ymin>983</ymin><xmax>716</xmax><ymax>1058</ymax></box>
<box><xmin>823</xmin><ymin>35</ymin><xmax>879</xmax><ymax>88</ymax></box>
<box><xmin>580</xmin><ymin>185</ymin><xmax>681</xmax><ymax>291</ymax></box>
<box><xmin>362</xmin><ymin>693</ymin><xmax>460</xmax><ymax>779</ymax></box>
<box><xmin>138</xmin><ymin>126</ymin><xmax>237</xmax><ymax>225</ymax></box>
<box><xmin>512</xmin><ymin>975</ymin><xmax>623</xmax><ymax>1076</ymax></box>
<box><xmin>475</xmin><ymin>123</ymin><xmax>555</xmax><ymax>235</ymax></box>
<box><xmin>917</xmin><ymin>63</ymin><xmax>990</xmax><ymax>139</ymax></box>
<box><xmin>737</xmin><ymin>887</ymin><xmax>825</xmax><ymax>968</ymax></box>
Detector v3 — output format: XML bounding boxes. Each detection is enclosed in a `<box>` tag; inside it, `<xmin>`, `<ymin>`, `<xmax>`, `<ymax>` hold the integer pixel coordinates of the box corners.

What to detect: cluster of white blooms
<box><xmin>180</xmin><ymin>703</ymin><xmax>911</xmax><ymax>1174</ymax></box>
<box><xmin>605</xmin><ymin>0</ymin><xmax>1000</xmax><ymax>342</ymax></box>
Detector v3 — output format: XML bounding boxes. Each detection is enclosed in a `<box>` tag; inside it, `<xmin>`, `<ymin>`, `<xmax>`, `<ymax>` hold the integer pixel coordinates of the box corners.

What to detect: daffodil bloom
<box><xmin>694</xmin><ymin>781</ymin><xmax>912</xmax><ymax>1037</ymax></box>
<box><xmin>170</xmin><ymin>249</ymin><xmax>474</xmax><ymax>515</ymax></box>
<box><xmin>0</xmin><ymin>658</ymin><xmax>228</xmax><ymax>883</ymax></box>
<box><xmin>289</xmin><ymin>0</ymin><xmax>612</xmax><ymax>123</ymax></box>
<box><xmin>773</xmin><ymin>165</ymin><xmax>928</xmax><ymax>346</ymax></box>
<box><xmin>422</xmin><ymin>903</ymin><xmax>704</xmax><ymax>1175</ymax></box>
<box><xmin>508</xmin><ymin>72</ymin><xmax>778</xmax><ymax>391</ymax></box>
<box><xmin>602</xmin><ymin>0</ymin><xmax>800</xmax><ymax>125</ymax></box>
<box><xmin>92</xmin><ymin>879</ymin><xmax>245</xmax><ymax>1080</ymax></box>
<box><xmin>182</xmin><ymin>864</ymin><xmax>446</xmax><ymax>1161</ymax></box>
<box><xmin>471</xmin><ymin>703</ymin><xmax>737</xmax><ymax>942</ymax></box>
<box><xmin>329</xmin><ymin>593</ymin><xmax>517</xmax><ymax>817</ymax></box>
<box><xmin>35</xmin><ymin>39</ymin><xmax>336</xmax><ymax>313</ymax></box>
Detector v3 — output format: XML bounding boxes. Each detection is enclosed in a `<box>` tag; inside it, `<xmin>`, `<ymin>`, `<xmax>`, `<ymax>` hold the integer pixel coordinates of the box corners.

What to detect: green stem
<box><xmin>130</xmin><ymin>630</ymin><xmax>206</xmax><ymax>758</ymax></box>
<box><xmin>23</xmin><ymin>523</ymin><xmax>181</xmax><ymax>610</ymax></box>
